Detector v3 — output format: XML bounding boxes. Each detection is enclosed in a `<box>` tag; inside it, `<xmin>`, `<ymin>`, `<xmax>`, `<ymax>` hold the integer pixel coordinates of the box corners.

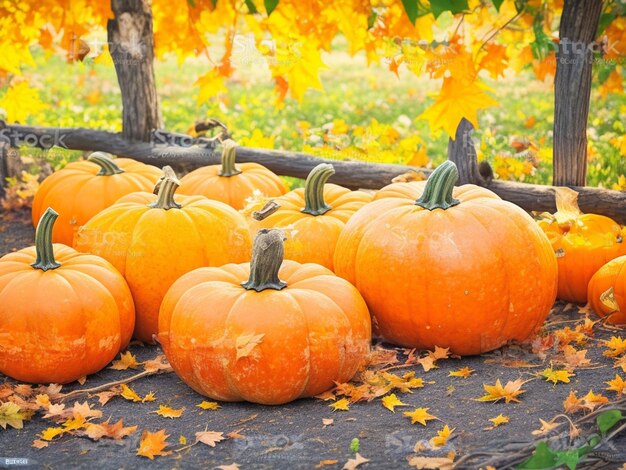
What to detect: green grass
<box><xmin>4</xmin><ymin>41</ymin><xmax>625</xmax><ymax>189</ymax></box>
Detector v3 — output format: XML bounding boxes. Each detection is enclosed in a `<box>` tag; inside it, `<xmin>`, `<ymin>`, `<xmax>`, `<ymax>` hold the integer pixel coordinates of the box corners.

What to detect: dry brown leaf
<box><xmin>531</xmin><ymin>418</ymin><xmax>560</xmax><ymax>436</ymax></box>
<box><xmin>84</xmin><ymin>419</ymin><xmax>137</xmax><ymax>441</ymax></box>
<box><xmin>216</xmin><ymin>464</ymin><xmax>240</xmax><ymax>470</ymax></box>
<box><xmin>72</xmin><ymin>401</ymin><xmax>103</xmax><ymax>420</ymax></box>
<box><xmin>143</xmin><ymin>354</ymin><xmax>171</xmax><ymax>372</ymax></box>
<box><xmin>316</xmin><ymin>460</ymin><xmax>339</xmax><ymax>468</ymax></box>
<box><xmin>96</xmin><ymin>390</ymin><xmax>120</xmax><ymax>406</ymax></box>
<box><xmin>343</xmin><ymin>452</ymin><xmax>370</xmax><ymax>470</ymax></box>
<box><xmin>14</xmin><ymin>384</ymin><xmax>34</xmax><ymax>397</ymax></box>
<box><xmin>32</xmin><ymin>439</ymin><xmax>48</xmax><ymax>449</ymax></box>
<box><xmin>136</xmin><ymin>429</ymin><xmax>172</xmax><ymax>459</ymax></box>
<box><xmin>195</xmin><ymin>430</ymin><xmax>226</xmax><ymax>447</ymax></box>
<box><xmin>110</xmin><ymin>351</ymin><xmax>140</xmax><ymax>370</ymax></box>
<box><xmin>322</xmin><ymin>418</ymin><xmax>334</xmax><ymax>427</ymax></box>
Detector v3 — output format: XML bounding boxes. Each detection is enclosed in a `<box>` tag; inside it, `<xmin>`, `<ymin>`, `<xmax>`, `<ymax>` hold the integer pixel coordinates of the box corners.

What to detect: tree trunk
<box><xmin>0</xmin><ymin>142</ymin><xmax>8</xmax><ymax>199</ymax></box>
<box><xmin>553</xmin><ymin>0</ymin><xmax>603</xmax><ymax>186</ymax></box>
<box><xmin>108</xmin><ymin>0</ymin><xmax>161</xmax><ymax>142</ymax></box>
<box><xmin>447</xmin><ymin>118</ymin><xmax>492</xmax><ymax>185</ymax></box>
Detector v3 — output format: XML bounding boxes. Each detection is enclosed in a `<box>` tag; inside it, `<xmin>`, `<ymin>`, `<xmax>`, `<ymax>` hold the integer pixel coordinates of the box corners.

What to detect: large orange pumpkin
<box><xmin>0</xmin><ymin>208</ymin><xmax>135</xmax><ymax>383</ymax></box>
<box><xmin>334</xmin><ymin>161</ymin><xmax>558</xmax><ymax>356</ymax></box>
<box><xmin>537</xmin><ymin>187</ymin><xmax>626</xmax><ymax>303</ymax></box>
<box><xmin>588</xmin><ymin>255</ymin><xmax>626</xmax><ymax>325</ymax></box>
<box><xmin>32</xmin><ymin>152</ymin><xmax>161</xmax><ymax>245</ymax></box>
<box><xmin>74</xmin><ymin>167</ymin><xmax>252</xmax><ymax>343</ymax></box>
<box><xmin>248</xmin><ymin>163</ymin><xmax>373</xmax><ymax>270</ymax></box>
<box><xmin>159</xmin><ymin>228</ymin><xmax>371</xmax><ymax>405</ymax></box>
<box><xmin>179</xmin><ymin>140</ymin><xmax>288</xmax><ymax>210</ymax></box>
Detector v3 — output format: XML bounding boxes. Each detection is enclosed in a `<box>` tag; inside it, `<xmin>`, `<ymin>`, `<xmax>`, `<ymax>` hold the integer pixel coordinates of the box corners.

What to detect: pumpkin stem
<box><xmin>242</xmin><ymin>229</ymin><xmax>287</xmax><ymax>292</ymax></box>
<box><xmin>31</xmin><ymin>208</ymin><xmax>61</xmax><ymax>271</ymax></box>
<box><xmin>218</xmin><ymin>140</ymin><xmax>242</xmax><ymax>177</ymax></box>
<box><xmin>88</xmin><ymin>152</ymin><xmax>125</xmax><ymax>176</ymax></box>
<box><xmin>415</xmin><ymin>160</ymin><xmax>461</xmax><ymax>210</ymax></box>
<box><xmin>302</xmin><ymin>163</ymin><xmax>334</xmax><ymax>216</ymax></box>
<box><xmin>149</xmin><ymin>166</ymin><xmax>182</xmax><ymax>210</ymax></box>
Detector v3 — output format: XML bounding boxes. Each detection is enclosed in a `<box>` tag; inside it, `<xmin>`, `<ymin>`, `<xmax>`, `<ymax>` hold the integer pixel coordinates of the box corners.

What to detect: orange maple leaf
<box><xmin>605</xmin><ymin>374</ymin><xmax>626</xmax><ymax>395</ymax></box>
<box><xmin>152</xmin><ymin>405</ymin><xmax>185</xmax><ymax>419</ymax></box>
<box><xmin>478</xmin><ymin>43</ymin><xmax>508</xmax><ymax>79</ymax></box>
<box><xmin>136</xmin><ymin>430</ymin><xmax>172</xmax><ymax>459</ymax></box>
<box><xmin>477</xmin><ymin>379</ymin><xmax>526</xmax><ymax>403</ymax></box>
<box><xmin>110</xmin><ymin>351</ymin><xmax>140</xmax><ymax>371</ymax></box>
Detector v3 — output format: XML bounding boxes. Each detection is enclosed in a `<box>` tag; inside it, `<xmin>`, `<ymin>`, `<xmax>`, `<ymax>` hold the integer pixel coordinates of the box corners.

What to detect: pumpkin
<box><xmin>588</xmin><ymin>255</ymin><xmax>626</xmax><ymax>325</ymax></box>
<box><xmin>537</xmin><ymin>187</ymin><xmax>626</xmax><ymax>303</ymax></box>
<box><xmin>248</xmin><ymin>163</ymin><xmax>373</xmax><ymax>270</ymax></box>
<box><xmin>179</xmin><ymin>140</ymin><xmax>288</xmax><ymax>210</ymax></box>
<box><xmin>333</xmin><ymin>161</ymin><xmax>558</xmax><ymax>356</ymax></box>
<box><xmin>158</xmin><ymin>228</ymin><xmax>371</xmax><ymax>405</ymax></box>
<box><xmin>32</xmin><ymin>152</ymin><xmax>161</xmax><ymax>245</ymax></box>
<box><xmin>74</xmin><ymin>166</ymin><xmax>252</xmax><ymax>343</ymax></box>
<box><xmin>0</xmin><ymin>208</ymin><xmax>135</xmax><ymax>383</ymax></box>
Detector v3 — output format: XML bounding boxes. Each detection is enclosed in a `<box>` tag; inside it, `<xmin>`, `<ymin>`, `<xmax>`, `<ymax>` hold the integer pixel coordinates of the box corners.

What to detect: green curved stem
<box><xmin>149</xmin><ymin>166</ymin><xmax>182</xmax><ymax>210</ymax></box>
<box><xmin>415</xmin><ymin>160</ymin><xmax>461</xmax><ymax>210</ymax></box>
<box><xmin>31</xmin><ymin>208</ymin><xmax>61</xmax><ymax>271</ymax></box>
<box><xmin>302</xmin><ymin>163</ymin><xmax>334</xmax><ymax>216</ymax></box>
<box><xmin>218</xmin><ymin>140</ymin><xmax>242</xmax><ymax>177</ymax></box>
<box><xmin>88</xmin><ymin>152</ymin><xmax>125</xmax><ymax>176</ymax></box>
<box><xmin>242</xmin><ymin>229</ymin><xmax>287</xmax><ymax>292</ymax></box>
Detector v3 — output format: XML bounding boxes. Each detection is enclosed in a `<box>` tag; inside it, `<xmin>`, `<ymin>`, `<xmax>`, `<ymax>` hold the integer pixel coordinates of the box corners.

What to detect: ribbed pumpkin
<box><xmin>588</xmin><ymin>255</ymin><xmax>626</xmax><ymax>325</ymax></box>
<box><xmin>159</xmin><ymin>229</ymin><xmax>371</xmax><ymax>405</ymax></box>
<box><xmin>179</xmin><ymin>140</ymin><xmax>288</xmax><ymax>210</ymax></box>
<box><xmin>0</xmin><ymin>208</ymin><xmax>135</xmax><ymax>383</ymax></box>
<box><xmin>74</xmin><ymin>167</ymin><xmax>252</xmax><ymax>343</ymax></box>
<box><xmin>32</xmin><ymin>152</ymin><xmax>161</xmax><ymax>245</ymax></box>
<box><xmin>334</xmin><ymin>161</ymin><xmax>558</xmax><ymax>356</ymax></box>
<box><xmin>248</xmin><ymin>163</ymin><xmax>373</xmax><ymax>270</ymax></box>
<box><xmin>537</xmin><ymin>187</ymin><xmax>626</xmax><ymax>303</ymax></box>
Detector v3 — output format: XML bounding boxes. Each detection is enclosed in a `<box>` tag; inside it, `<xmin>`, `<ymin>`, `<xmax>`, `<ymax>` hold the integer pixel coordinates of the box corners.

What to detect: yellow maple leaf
<box><xmin>62</xmin><ymin>415</ymin><xmax>87</xmax><ymax>431</ymax></box>
<box><xmin>582</xmin><ymin>390</ymin><xmax>609</xmax><ymax>412</ymax></box>
<box><xmin>531</xmin><ymin>418</ymin><xmax>560</xmax><ymax>436</ymax></box>
<box><xmin>152</xmin><ymin>405</ymin><xmax>185</xmax><ymax>419</ymax></box>
<box><xmin>605</xmin><ymin>374</ymin><xmax>626</xmax><ymax>395</ymax></box>
<box><xmin>430</xmin><ymin>425</ymin><xmax>454</xmax><ymax>447</ymax></box>
<box><xmin>137</xmin><ymin>429</ymin><xmax>172</xmax><ymax>459</ymax></box>
<box><xmin>477</xmin><ymin>379</ymin><xmax>526</xmax><ymax>403</ymax></box>
<box><xmin>236</xmin><ymin>333</ymin><xmax>265</xmax><ymax>360</ymax></box>
<box><xmin>194</xmin><ymin>70</ymin><xmax>227</xmax><ymax>105</ymax></box>
<box><xmin>418</xmin><ymin>76</ymin><xmax>498</xmax><ymax>139</ymax></box>
<box><xmin>0</xmin><ymin>402</ymin><xmax>25</xmax><ymax>430</ymax></box>
<box><xmin>197</xmin><ymin>401</ymin><xmax>221</xmax><ymax>410</ymax></box>
<box><xmin>448</xmin><ymin>367</ymin><xmax>474</xmax><ymax>379</ymax></box>
<box><xmin>0</xmin><ymin>81</ymin><xmax>46</xmax><ymax>123</ymax></box>
<box><xmin>541</xmin><ymin>367</ymin><xmax>575</xmax><ymax>384</ymax></box>
<box><xmin>110</xmin><ymin>351</ymin><xmax>140</xmax><ymax>370</ymax></box>
<box><xmin>142</xmin><ymin>392</ymin><xmax>157</xmax><ymax>403</ymax></box>
<box><xmin>40</xmin><ymin>427</ymin><xmax>65</xmax><ymax>441</ymax></box>
<box><xmin>120</xmin><ymin>384</ymin><xmax>142</xmax><ymax>402</ymax></box>
<box><xmin>271</xmin><ymin>39</ymin><xmax>325</xmax><ymax>102</ymax></box>
<box><xmin>381</xmin><ymin>393</ymin><xmax>408</xmax><ymax>412</ymax></box>
<box><xmin>604</xmin><ymin>337</ymin><xmax>626</xmax><ymax>358</ymax></box>
<box><xmin>403</xmin><ymin>407</ymin><xmax>437</xmax><ymax>426</ymax></box>
<box><xmin>330</xmin><ymin>398</ymin><xmax>350</xmax><ymax>412</ymax></box>
<box><xmin>488</xmin><ymin>414</ymin><xmax>509</xmax><ymax>428</ymax></box>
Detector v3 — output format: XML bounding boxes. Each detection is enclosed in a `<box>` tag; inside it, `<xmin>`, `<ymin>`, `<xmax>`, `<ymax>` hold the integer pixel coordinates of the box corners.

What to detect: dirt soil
<box><xmin>1</xmin><ymin>209</ymin><xmax>625</xmax><ymax>469</ymax></box>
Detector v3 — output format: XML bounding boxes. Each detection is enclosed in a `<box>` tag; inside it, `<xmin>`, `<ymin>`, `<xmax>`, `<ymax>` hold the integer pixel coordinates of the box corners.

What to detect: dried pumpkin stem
<box><xmin>88</xmin><ymin>152</ymin><xmax>125</xmax><ymax>176</ymax></box>
<box><xmin>218</xmin><ymin>140</ymin><xmax>242</xmax><ymax>177</ymax></box>
<box><xmin>242</xmin><ymin>229</ymin><xmax>287</xmax><ymax>292</ymax></box>
<box><xmin>302</xmin><ymin>163</ymin><xmax>334</xmax><ymax>216</ymax></box>
<box><xmin>149</xmin><ymin>166</ymin><xmax>182</xmax><ymax>210</ymax></box>
<box><xmin>415</xmin><ymin>160</ymin><xmax>461</xmax><ymax>210</ymax></box>
<box><xmin>31</xmin><ymin>207</ymin><xmax>61</xmax><ymax>271</ymax></box>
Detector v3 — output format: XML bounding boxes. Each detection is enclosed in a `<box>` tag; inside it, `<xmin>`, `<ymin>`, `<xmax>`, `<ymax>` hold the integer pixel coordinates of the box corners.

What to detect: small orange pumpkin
<box><xmin>334</xmin><ymin>161</ymin><xmax>558</xmax><ymax>356</ymax></box>
<box><xmin>74</xmin><ymin>167</ymin><xmax>252</xmax><ymax>343</ymax></box>
<box><xmin>537</xmin><ymin>187</ymin><xmax>626</xmax><ymax>303</ymax></box>
<box><xmin>0</xmin><ymin>208</ymin><xmax>135</xmax><ymax>383</ymax></box>
<box><xmin>248</xmin><ymin>163</ymin><xmax>373</xmax><ymax>270</ymax></box>
<box><xmin>159</xmin><ymin>228</ymin><xmax>372</xmax><ymax>405</ymax></box>
<box><xmin>32</xmin><ymin>152</ymin><xmax>161</xmax><ymax>245</ymax></box>
<box><xmin>179</xmin><ymin>140</ymin><xmax>288</xmax><ymax>210</ymax></box>
<box><xmin>588</xmin><ymin>255</ymin><xmax>626</xmax><ymax>325</ymax></box>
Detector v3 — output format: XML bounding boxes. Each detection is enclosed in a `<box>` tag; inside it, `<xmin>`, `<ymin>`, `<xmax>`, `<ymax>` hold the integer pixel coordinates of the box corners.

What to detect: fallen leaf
<box><xmin>582</xmin><ymin>390</ymin><xmax>609</xmax><ymax>411</ymax></box>
<box><xmin>143</xmin><ymin>355</ymin><xmax>172</xmax><ymax>372</ymax></box>
<box><xmin>316</xmin><ymin>460</ymin><xmax>339</xmax><ymax>468</ymax></box>
<box><xmin>606</xmin><ymin>374</ymin><xmax>626</xmax><ymax>395</ymax></box>
<box><xmin>403</xmin><ymin>408</ymin><xmax>437</xmax><ymax>426</ymax></box>
<box><xmin>40</xmin><ymin>427</ymin><xmax>65</xmax><ymax>441</ymax></box>
<box><xmin>330</xmin><ymin>398</ymin><xmax>350</xmax><ymax>412</ymax></box>
<box><xmin>142</xmin><ymin>392</ymin><xmax>156</xmax><ymax>403</ymax></box>
<box><xmin>487</xmin><ymin>414</ymin><xmax>509</xmax><ymax>428</ymax></box>
<box><xmin>32</xmin><ymin>439</ymin><xmax>48</xmax><ymax>449</ymax></box>
<box><xmin>0</xmin><ymin>385</ymin><xmax>14</xmax><ymax>400</ymax></box>
<box><xmin>531</xmin><ymin>418</ymin><xmax>561</xmax><ymax>436</ymax></box>
<box><xmin>84</xmin><ymin>419</ymin><xmax>137</xmax><ymax>441</ymax></box>
<box><xmin>96</xmin><ymin>390</ymin><xmax>119</xmax><ymax>406</ymax></box>
<box><xmin>615</xmin><ymin>356</ymin><xmax>626</xmax><ymax>373</ymax></box>
<box><xmin>120</xmin><ymin>384</ymin><xmax>142</xmax><ymax>402</ymax></box>
<box><xmin>604</xmin><ymin>337</ymin><xmax>626</xmax><ymax>357</ymax></box>
<box><xmin>236</xmin><ymin>333</ymin><xmax>265</xmax><ymax>360</ymax></box>
<box><xmin>39</xmin><ymin>384</ymin><xmax>63</xmax><ymax>399</ymax></box>
<box><xmin>431</xmin><ymin>425</ymin><xmax>454</xmax><ymax>447</ymax></box>
<box><xmin>429</xmin><ymin>346</ymin><xmax>450</xmax><ymax>360</ymax></box>
<box><xmin>14</xmin><ymin>384</ymin><xmax>33</xmax><ymax>397</ymax></box>
<box><xmin>77</xmin><ymin>376</ymin><xmax>87</xmax><ymax>385</ymax></box>
<box><xmin>417</xmin><ymin>356</ymin><xmax>438</xmax><ymax>372</ymax></box>
<box><xmin>0</xmin><ymin>402</ymin><xmax>25</xmax><ymax>429</ymax></box>
<box><xmin>72</xmin><ymin>401</ymin><xmax>103</xmax><ymax>419</ymax></box>
<box><xmin>195</xmin><ymin>430</ymin><xmax>226</xmax><ymax>447</ymax></box>
<box><xmin>560</xmin><ymin>346</ymin><xmax>591</xmax><ymax>370</ymax></box>
<box><xmin>477</xmin><ymin>379</ymin><xmax>526</xmax><ymax>403</ymax></box>
<box><xmin>448</xmin><ymin>367</ymin><xmax>474</xmax><ymax>378</ymax></box>
<box><xmin>62</xmin><ymin>415</ymin><xmax>87</xmax><ymax>431</ymax></box>
<box><xmin>343</xmin><ymin>452</ymin><xmax>369</xmax><ymax>470</ymax></box>
<box><xmin>381</xmin><ymin>393</ymin><xmax>408</xmax><ymax>412</ymax></box>
<box><xmin>563</xmin><ymin>391</ymin><xmax>585</xmax><ymax>414</ymax></box>
<box><xmin>153</xmin><ymin>405</ymin><xmax>184</xmax><ymax>419</ymax></box>
<box><xmin>42</xmin><ymin>403</ymin><xmax>66</xmax><ymax>419</ymax></box>
<box><xmin>322</xmin><ymin>418</ymin><xmax>334</xmax><ymax>427</ymax></box>
<box><xmin>541</xmin><ymin>367</ymin><xmax>575</xmax><ymax>384</ymax></box>
<box><xmin>408</xmin><ymin>456</ymin><xmax>454</xmax><ymax>469</ymax></box>
<box><xmin>179</xmin><ymin>435</ymin><xmax>187</xmax><ymax>445</ymax></box>
<box><xmin>216</xmin><ymin>464</ymin><xmax>240</xmax><ymax>470</ymax></box>
<box><xmin>110</xmin><ymin>351</ymin><xmax>140</xmax><ymax>370</ymax></box>
<box><xmin>197</xmin><ymin>401</ymin><xmax>221</xmax><ymax>410</ymax></box>
<box><xmin>137</xmin><ymin>429</ymin><xmax>172</xmax><ymax>459</ymax></box>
